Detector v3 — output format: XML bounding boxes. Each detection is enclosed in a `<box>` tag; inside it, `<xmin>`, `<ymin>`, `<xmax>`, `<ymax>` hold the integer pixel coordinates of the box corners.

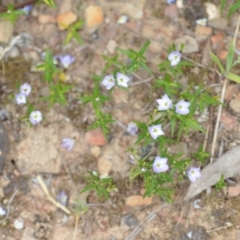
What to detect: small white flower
<box><xmin>21</xmin><ymin>4</ymin><xmax>33</xmax><ymax>14</ymax></box>
<box><xmin>141</xmin><ymin>167</ymin><xmax>147</xmax><ymax>172</ymax></box>
<box><xmin>156</xmin><ymin>94</ymin><xmax>173</xmax><ymax>111</ymax></box>
<box><xmin>175</xmin><ymin>100</ymin><xmax>190</xmax><ymax>115</ymax></box>
<box><xmin>195</xmin><ymin>18</ymin><xmax>207</xmax><ymax>26</ymax></box>
<box><xmin>100</xmin><ymin>174</ymin><xmax>110</xmax><ymax>179</ymax></box>
<box><xmin>148</xmin><ymin>124</ymin><xmax>165</xmax><ymax>139</ymax></box>
<box><xmin>153</xmin><ymin>156</ymin><xmax>169</xmax><ymax>173</ymax></box>
<box><xmin>117</xmin><ymin>15</ymin><xmax>128</xmax><ymax>24</ymax></box>
<box><xmin>127</xmin><ymin>122</ymin><xmax>138</xmax><ymax>135</ymax></box>
<box><xmin>29</xmin><ymin>110</ymin><xmax>42</xmax><ymax>125</ymax></box>
<box><xmin>92</xmin><ymin>171</ymin><xmax>99</xmax><ymax>176</ymax></box>
<box><xmin>20</xmin><ymin>83</ymin><xmax>31</xmax><ymax>96</ymax></box>
<box><xmin>102</xmin><ymin>74</ymin><xmax>115</xmax><ymax>90</ymax></box>
<box><xmin>116</xmin><ymin>72</ymin><xmax>130</xmax><ymax>88</ymax></box>
<box><xmin>61</xmin><ymin>138</ymin><xmax>75</xmax><ymax>151</ymax></box>
<box><xmin>187</xmin><ymin>167</ymin><xmax>201</xmax><ymax>182</ymax></box>
<box><xmin>168</xmin><ymin>51</ymin><xmax>181</xmax><ymax>66</ymax></box>
<box><xmin>15</xmin><ymin>93</ymin><xmax>26</xmax><ymax>105</ymax></box>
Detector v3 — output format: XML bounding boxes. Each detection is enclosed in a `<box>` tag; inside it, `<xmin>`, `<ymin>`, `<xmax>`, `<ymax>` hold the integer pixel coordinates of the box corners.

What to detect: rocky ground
<box><xmin>0</xmin><ymin>0</ymin><xmax>240</xmax><ymax>239</ymax></box>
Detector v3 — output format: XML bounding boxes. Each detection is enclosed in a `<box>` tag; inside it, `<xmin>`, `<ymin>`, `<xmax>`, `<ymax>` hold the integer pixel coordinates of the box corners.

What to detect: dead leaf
<box><xmin>185</xmin><ymin>146</ymin><xmax>240</xmax><ymax>201</ymax></box>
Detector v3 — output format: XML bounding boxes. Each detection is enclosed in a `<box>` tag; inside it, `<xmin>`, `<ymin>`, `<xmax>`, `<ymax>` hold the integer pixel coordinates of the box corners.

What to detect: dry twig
<box><xmin>36</xmin><ymin>174</ymin><xmax>71</xmax><ymax>215</ymax></box>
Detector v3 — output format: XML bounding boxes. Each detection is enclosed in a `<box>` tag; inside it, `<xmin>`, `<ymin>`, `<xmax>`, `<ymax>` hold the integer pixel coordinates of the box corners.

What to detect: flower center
<box><xmin>191</xmin><ymin>170</ymin><xmax>195</xmax><ymax>175</ymax></box>
<box><xmin>156</xmin><ymin>163</ymin><xmax>161</xmax><ymax>168</ymax></box>
<box><xmin>153</xmin><ymin>128</ymin><xmax>158</xmax><ymax>133</ymax></box>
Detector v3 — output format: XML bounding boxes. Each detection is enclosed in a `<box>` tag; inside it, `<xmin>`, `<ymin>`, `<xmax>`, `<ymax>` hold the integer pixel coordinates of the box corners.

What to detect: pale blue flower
<box><xmin>166</xmin><ymin>0</ymin><xmax>176</xmax><ymax>4</ymax></box>
<box><xmin>21</xmin><ymin>5</ymin><xmax>33</xmax><ymax>14</ymax></box>
<box><xmin>116</xmin><ymin>72</ymin><xmax>130</xmax><ymax>88</ymax></box>
<box><xmin>153</xmin><ymin>156</ymin><xmax>169</xmax><ymax>173</ymax></box>
<box><xmin>56</xmin><ymin>191</ymin><xmax>68</xmax><ymax>206</ymax></box>
<box><xmin>127</xmin><ymin>122</ymin><xmax>138</xmax><ymax>135</ymax></box>
<box><xmin>168</xmin><ymin>51</ymin><xmax>181</xmax><ymax>66</ymax></box>
<box><xmin>175</xmin><ymin>100</ymin><xmax>190</xmax><ymax>115</ymax></box>
<box><xmin>156</xmin><ymin>94</ymin><xmax>172</xmax><ymax>111</ymax></box>
<box><xmin>20</xmin><ymin>83</ymin><xmax>31</xmax><ymax>96</ymax></box>
<box><xmin>15</xmin><ymin>93</ymin><xmax>26</xmax><ymax>105</ymax></box>
<box><xmin>102</xmin><ymin>74</ymin><xmax>115</xmax><ymax>90</ymax></box>
<box><xmin>187</xmin><ymin>167</ymin><xmax>201</xmax><ymax>182</ymax></box>
<box><xmin>61</xmin><ymin>138</ymin><xmax>75</xmax><ymax>151</ymax></box>
<box><xmin>148</xmin><ymin>124</ymin><xmax>164</xmax><ymax>139</ymax></box>
<box><xmin>29</xmin><ymin>110</ymin><xmax>42</xmax><ymax>125</ymax></box>
<box><xmin>0</xmin><ymin>206</ymin><xmax>6</xmax><ymax>216</ymax></box>
<box><xmin>58</xmin><ymin>54</ymin><xmax>75</xmax><ymax>68</ymax></box>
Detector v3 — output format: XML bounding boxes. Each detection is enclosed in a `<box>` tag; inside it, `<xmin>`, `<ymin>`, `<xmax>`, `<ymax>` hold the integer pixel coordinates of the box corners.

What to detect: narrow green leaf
<box><xmin>139</xmin><ymin>40</ymin><xmax>150</xmax><ymax>56</ymax></box>
<box><xmin>228</xmin><ymin>1</ymin><xmax>240</xmax><ymax>18</ymax></box>
<box><xmin>226</xmin><ymin>72</ymin><xmax>240</xmax><ymax>83</ymax></box>
<box><xmin>220</xmin><ymin>0</ymin><xmax>226</xmax><ymax>14</ymax></box>
<box><xmin>226</xmin><ymin>41</ymin><xmax>234</xmax><ymax>73</ymax></box>
<box><xmin>43</xmin><ymin>0</ymin><xmax>56</xmax><ymax>8</ymax></box>
<box><xmin>210</xmin><ymin>52</ymin><xmax>224</xmax><ymax>73</ymax></box>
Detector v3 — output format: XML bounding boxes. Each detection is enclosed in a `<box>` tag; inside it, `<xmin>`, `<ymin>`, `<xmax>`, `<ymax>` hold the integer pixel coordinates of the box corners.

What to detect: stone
<box><xmin>97</xmin><ymin>156</ymin><xmax>113</xmax><ymax>176</ymax></box>
<box><xmin>38</xmin><ymin>15</ymin><xmax>56</xmax><ymax>24</ymax></box>
<box><xmin>195</xmin><ymin>25</ymin><xmax>212</xmax><ymax>42</ymax></box>
<box><xmin>230</xmin><ymin>99</ymin><xmax>240</xmax><ymax>113</ymax></box>
<box><xmin>227</xmin><ymin>184</ymin><xmax>240</xmax><ymax>197</ymax></box>
<box><xmin>85</xmin><ymin>6</ymin><xmax>104</xmax><ymax>33</ymax></box>
<box><xmin>208</xmin><ymin>18</ymin><xmax>228</xmax><ymax>31</ymax></box>
<box><xmin>90</xmin><ymin>146</ymin><xmax>101</xmax><ymax>158</ymax></box>
<box><xmin>0</xmin><ymin>20</ymin><xmax>14</xmax><ymax>43</ymax></box>
<box><xmin>175</xmin><ymin>35</ymin><xmax>199</xmax><ymax>53</ymax></box>
<box><xmin>220</xmin><ymin>111</ymin><xmax>237</xmax><ymax>131</ymax></box>
<box><xmin>125</xmin><ymin>195</ymin><xmax>152</xmax><ymax>206</ymax></box>
<box><xmin>218</xmin><ymin>49</ymin><xmax>228</xmax><ymax>60</ymax></box>
<box><xmin>204</xmin><ymin>3</ymin><xmax>220</xmax><ymax>19</ymax></box>
<box><xmin>106</xmin><ymin>39</ymin><xmax>117</xmax><ymax>54</ymax></box>
<box><xmin>85</xmin><ymin>128</ymin><xmax>107</xmax><ymax>146</ymax></box>
<box><xmin>56</xmin><ymin>11</ymin><xmax>77</xmax><ymax>30</ymax></box>
<box><xmin>16</xmin><ymin>125</ymin><xmax>62</xmax><ymax>174</ymax></box>
<box><xmin>121</xmin><ymin>214</ymin><xmax>139</xmax><ymax>228</ymax></box>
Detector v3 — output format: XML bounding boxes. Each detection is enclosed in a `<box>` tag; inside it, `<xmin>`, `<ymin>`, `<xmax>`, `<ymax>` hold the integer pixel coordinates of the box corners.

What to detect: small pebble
<box><xmin>14</xmin><ymin>218</ymin><xmax>24</xmax><ymax>230</ymax></box>
<box><xmin>121</xmin><ymin>214</ymin><xmax>139</xmax><ymax>228</ymax></box>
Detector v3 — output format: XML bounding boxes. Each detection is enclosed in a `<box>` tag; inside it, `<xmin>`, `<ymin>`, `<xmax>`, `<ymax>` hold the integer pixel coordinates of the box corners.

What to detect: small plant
<box><xmin>215</xmin><ymin>174</ymin><xmax>226</xmax><ymax>191</ymax></box>
<box><xmin>80</xmin><ymin>40</ymin><xmax>220</xmax><ymax>202</ymax></box>
<box><xmin>81</xmin><ymin>171</ymin><xmax>117</xmax><ymax>199</ymax></box>
<box><xmin>64</xmin><ymin>20</ymin><xmax>84</xmax><ymax>45</ymax></box>
<box><xmin>0</xmin><ymin>5</ymin><xmax>26</xmax><ymax>24</ymax></box>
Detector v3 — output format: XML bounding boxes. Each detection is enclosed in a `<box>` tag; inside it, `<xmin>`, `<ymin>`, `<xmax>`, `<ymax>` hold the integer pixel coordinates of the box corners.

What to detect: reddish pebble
<box><xmin>85</xmin><ymin>128</ymin><xmax>107</xmax><ymax>146</ymax></box>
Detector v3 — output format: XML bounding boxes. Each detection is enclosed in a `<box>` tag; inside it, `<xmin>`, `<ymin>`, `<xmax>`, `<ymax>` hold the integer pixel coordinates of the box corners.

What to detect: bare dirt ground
<box><xmin>0</xmin><ymin>0</ymin><xmax>240</xmax><ymax>239</ymax></box>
